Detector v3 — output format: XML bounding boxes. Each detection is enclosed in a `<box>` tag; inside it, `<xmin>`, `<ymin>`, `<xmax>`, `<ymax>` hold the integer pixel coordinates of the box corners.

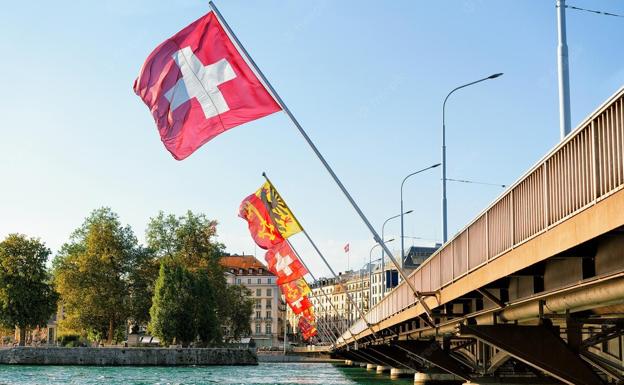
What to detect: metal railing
<box><xmin>339</xmin><ymin>86</ymin><xmax>624</xmax><ymax>341</ymax></box>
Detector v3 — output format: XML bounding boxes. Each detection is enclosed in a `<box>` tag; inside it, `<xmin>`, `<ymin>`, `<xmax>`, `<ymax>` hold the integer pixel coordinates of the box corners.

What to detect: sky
<box><xmin>1</xmin><ymin>1</ymin><xmax>623</xmax><ymax>278</ymax></box>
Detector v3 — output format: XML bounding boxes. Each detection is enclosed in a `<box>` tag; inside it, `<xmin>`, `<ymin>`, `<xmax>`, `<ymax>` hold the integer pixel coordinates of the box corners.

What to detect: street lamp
<box><xmin>442</xmin><ymin>73</ymin><xmax>503</xmax><ymax>243</ymax></box>
<box><xmin>369</xmin><ymin>238</ymin><xmax>394</xmax><ymax>307</ymax></box>
<box><xmin>381</xmin><ymin>211</ymin><xmax>412</xmax><ymax>298</ymax></box>
<box><xmin>400</xmin><ymin>163</ymin><xmax>441</xmax><ymax>268</ymax></box>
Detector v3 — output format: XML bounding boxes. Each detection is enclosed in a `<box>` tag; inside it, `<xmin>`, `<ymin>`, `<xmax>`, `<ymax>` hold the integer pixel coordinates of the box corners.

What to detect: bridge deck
<box><xmin>337</xmin><ymin>85</ymin><xmax>624</xmax><ymax>347</ymax></box>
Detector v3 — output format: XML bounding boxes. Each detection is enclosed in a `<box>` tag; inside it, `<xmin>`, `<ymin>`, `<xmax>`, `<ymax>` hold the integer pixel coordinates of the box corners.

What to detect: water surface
<box><xmin>0</xmin><ymin>363</ymin><xmax>416</xmax><ymax>385</ymax></box>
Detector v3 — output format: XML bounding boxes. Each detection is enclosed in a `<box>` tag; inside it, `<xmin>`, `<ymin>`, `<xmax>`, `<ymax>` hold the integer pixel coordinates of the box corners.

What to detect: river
<box><xmin>0</xmin><ymin>363</ymin><xmax>417</xmax><ymax>385</ymax></box>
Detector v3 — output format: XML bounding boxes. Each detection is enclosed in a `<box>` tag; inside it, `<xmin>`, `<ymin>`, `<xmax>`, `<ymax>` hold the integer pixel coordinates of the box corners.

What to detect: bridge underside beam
<box><xmin>458</xmin><ymin>324</ymin><xmax>603</xmax><ymax>385</ymax></box>
<box><xmin>368</xmin><ymin>344</ymin><xmax>424</xmax><ymax>371</ymax></box>
<box><xmin>392</xmin><ymin>340</ymin><xmax>471</xmax><ymax>381</ymax></box>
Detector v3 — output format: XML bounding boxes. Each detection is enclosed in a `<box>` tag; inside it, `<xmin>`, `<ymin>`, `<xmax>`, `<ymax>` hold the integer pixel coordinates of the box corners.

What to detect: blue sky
<box><xmin>1</xmin><ymin>1</ymin><xmax>623</xmax><ymax>277</ymax></box>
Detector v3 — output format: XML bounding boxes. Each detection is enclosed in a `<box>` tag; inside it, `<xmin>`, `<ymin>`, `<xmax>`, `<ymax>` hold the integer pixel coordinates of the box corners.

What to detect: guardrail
<box><xmin>339</xmin><ymin>85</ymin><xmax>624</xmax><ymax>341</ymax></box>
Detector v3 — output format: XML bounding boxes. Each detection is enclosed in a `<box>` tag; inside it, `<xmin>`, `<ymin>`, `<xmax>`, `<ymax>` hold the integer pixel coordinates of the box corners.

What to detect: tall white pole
<box><xmin>557</xmin><ymin>0</ymin><xmax>572</xmax><ymax>139</ymax></box>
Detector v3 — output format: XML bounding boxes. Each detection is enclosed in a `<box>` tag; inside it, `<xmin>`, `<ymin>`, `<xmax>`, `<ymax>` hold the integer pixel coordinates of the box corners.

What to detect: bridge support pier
<box><xmin>344</xmin><ymin>359</ymin><xmax>353</xmax><ymax>366</ymax></box>
<box><xmin>366</xmin><ymin>363</ymin><xmax>376</xmax><ymax>371</ymax></box>
<box><xmin>390</xmin><ymin>368</ymin><xmax>415</xmax><ymax>379</ymax></box>
<box><xmin>413</xmin><ymin>372</ymin><xmax>431</xmax><ymax>384</ymax></box>
<box><xmin>376</xmin><ymin>365</ymin><xmax>390</xmax><ymax>374</ymax></box>
<box><xmin>358</xmin><ymin>362</ymin><xmax>367</xmax><ymax>368</ymax></box>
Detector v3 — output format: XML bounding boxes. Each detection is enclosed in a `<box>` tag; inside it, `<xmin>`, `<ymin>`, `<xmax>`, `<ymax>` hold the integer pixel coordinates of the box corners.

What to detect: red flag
<box><xmin>280</xmin><ymin>278</ymin><xmax>312</xmax><ymax>314</ymax></box>
<box><xmin>343</xmin><ymin>243</ymin><xmax>349</xmax><ymax>253</ymax></box>
<box><xmin>134</xmin><ymin>12</ymin><xmax>281</xmax><ymax>160</ymax></box>
<box><xmin>239</xmin><ymin>194</ymin><xmax>284</xmax><ymax>250</ymax></box>
<box><xmin>265</xmin><ymin>242</ymin><xmax>308</xmax><ymax>285</ymax></box>
<box><xmin>298</xmin><ymin>316</ymin><xmax>317</xmax><ymax>340</ymax></box>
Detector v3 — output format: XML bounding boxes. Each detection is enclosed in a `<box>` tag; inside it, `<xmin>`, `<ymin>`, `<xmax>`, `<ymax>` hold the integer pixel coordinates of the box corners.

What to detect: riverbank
<box><xmin>0</xmin><ymin>347</ymin><xmax>257</xmax><ymax>366</ymax></box>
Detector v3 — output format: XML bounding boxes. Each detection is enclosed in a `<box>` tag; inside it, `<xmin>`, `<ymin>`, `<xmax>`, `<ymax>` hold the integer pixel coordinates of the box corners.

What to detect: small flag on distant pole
<box><xmin>343</xmin><ymin>243</ymin><xmax>349</xmax><ymax>253</ymax></box>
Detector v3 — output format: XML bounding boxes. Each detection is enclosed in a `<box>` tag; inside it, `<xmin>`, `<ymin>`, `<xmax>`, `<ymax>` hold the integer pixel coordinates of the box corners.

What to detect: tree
<box><xmin>0</xmin><ymin>234</ymin><xmax>58</xmax><ymax>346</ymax></box>
<box><xmin>52</xmin><ymin>207</ymin><xmax>148</xmax><ymax>344</ymax></box>
<box><xmin>147</xmin><ymin>211</ymin><xmax>248</xmax><ymax>346</ymax></box>
<box><xmin>222</xmin><ymin>284</ymin><xmax>253</xmax><ymax>342</ymax></box>
<box><xmin>148</xmin><ymin>259</ymin><xmax>196</xmax><ymax>346</ymax></box>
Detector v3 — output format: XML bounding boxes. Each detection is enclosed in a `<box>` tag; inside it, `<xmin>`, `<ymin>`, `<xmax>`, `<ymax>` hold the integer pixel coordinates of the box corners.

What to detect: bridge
<box><xmin>330</xmin><ymin>86</ymin><xmax>624</xmax><ymax>385</ymax></box>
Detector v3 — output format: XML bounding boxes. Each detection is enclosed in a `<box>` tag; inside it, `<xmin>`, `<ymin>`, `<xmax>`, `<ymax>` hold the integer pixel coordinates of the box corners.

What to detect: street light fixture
<box><xmin>381</xmin><ymin>211</ymin><xmax>412</xmax><ymax>298</ymax></box>
<box><xmin>400</xmin><ymin>163</ymin><xmax>441</xmax><ymax>268</ymax></box>
<box><xmin>441</xmin><ymin>73</ymin><xmax>503</xmax><ymax>243</ymax></box>
<box><xmin>369</xmin><ymin>238</ymin><xmax>395</xmax><ymax>307</ymax></box>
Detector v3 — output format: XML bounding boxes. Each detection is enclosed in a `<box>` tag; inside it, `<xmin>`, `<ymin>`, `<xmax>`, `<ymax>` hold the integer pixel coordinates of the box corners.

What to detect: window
<box><xmin>247</xmin><ymin>278</ymin><xmax>251</xmax><ymax>284</ymax></box>
<box><xmin>267</xmin><ymin>278</ymin><xmax>272</xmax><ymax>284</ymax></box>
<box><xmin>239</xmin><ymin>269</ymin><xmax>243</xmax><ymax>274</ymax></box>
<box><xmin>266</xmin><ymin>288</ymin><xmax>272</xmax><ymax>296</ymax></box>
<box><xmin>265</xmin><ymin>299</ymin><xmax>272</xmax><ymax>309</ymax></box>
<box><xmin>256</xmin><ymin>288</ymin><xmax>261</xmax><ymax>296</ymax></box>
<box><xmin>259</xmin><ymin>268</ymin><xmax>263</xmax><ymax>274</ymax></box>
<box><xmin>236</xmin><ymin>278</ymin><xmax>241</xmax><ymax>284</ymax></box>
<box><xmin>265</xmin><ymin>323</ymin><xmax>272</xmax><ymax>335</ymax></box>
<box><xmin>255</xmin><ymin>323</ymin><xmax>261</xmax><ymax>334</ymax></box>
<box><xmin>265</xmin><ymin>311</ymin><xmax>271</xmax><ymax>319</ymax></box>
<box><xmin>255</xmin><ymin>299</ymin><xmax>261</xmax><ymax>309</ymax></box>
<box><xmin>248</xmin><ymin>268</ymin><xmax>253</xmax><ymax>274</ymax></box>
<box><xmin>256</xmin><ymin>311</ymin><xmax>261</xmax><ymax>320</ymax></box>
<box><xmin>257</xmin><ymin>278</ymin><xmax>261</xmax><ymax>284</ymax></box>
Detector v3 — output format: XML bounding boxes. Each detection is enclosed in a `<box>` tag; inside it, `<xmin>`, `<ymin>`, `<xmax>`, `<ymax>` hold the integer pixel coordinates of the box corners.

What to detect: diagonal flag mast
<box><xmin>261</xmin><ymin>171</ymin><xmax>377</xmax><ymax>339</ymax></box>
<box><xmin>209</xmin><ymin>1</ymin><xmax>434</xmax><ymax>328</ymax></box>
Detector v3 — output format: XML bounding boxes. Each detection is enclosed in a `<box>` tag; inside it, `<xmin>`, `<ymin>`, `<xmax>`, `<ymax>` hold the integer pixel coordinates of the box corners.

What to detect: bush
<box><xmin>58</xmin><ymin>334</ymin><xmax>80</xmax><ymax>347</ymax></box>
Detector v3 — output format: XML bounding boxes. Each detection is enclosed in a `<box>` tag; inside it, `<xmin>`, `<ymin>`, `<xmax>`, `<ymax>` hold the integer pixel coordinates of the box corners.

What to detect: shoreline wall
<box><xmin>0</xmin><ymin>347</ymin><xmax>257</xmax><ymax>366</ymax></box>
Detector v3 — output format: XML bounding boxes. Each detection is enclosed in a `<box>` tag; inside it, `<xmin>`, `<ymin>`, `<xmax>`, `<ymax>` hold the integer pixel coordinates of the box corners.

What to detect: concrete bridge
<box><xmin>331</xmin><ymin>86</ymin><xmax>624</xmax><ymax>385</ymax></box>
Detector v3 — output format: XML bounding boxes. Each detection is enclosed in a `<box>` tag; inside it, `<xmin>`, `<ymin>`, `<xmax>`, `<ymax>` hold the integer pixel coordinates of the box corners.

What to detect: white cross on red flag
<box><xmin>265</xmin><ymin>241</ymin><xmax>308</xmax><ymax>285</ymax></box>
<box><xmin>134</xmin><ymin>12</ymin><xmax>281</xmax><ymax>160</ymax></box>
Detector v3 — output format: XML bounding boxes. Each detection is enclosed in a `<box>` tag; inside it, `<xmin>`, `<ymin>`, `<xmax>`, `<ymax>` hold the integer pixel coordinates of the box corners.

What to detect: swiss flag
<box><xmin>134</xmin><ymin>12</ymin><xmax>281</xmax><ymax>160</ymax></box>
<box><xmin>265</xmin><ymin>241</ymin><xmax>308</xmax><ymax>285</ymax></box>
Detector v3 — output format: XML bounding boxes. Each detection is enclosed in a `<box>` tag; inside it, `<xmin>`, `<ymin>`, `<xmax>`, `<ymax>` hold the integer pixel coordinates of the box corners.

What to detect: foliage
<box><xmin>222</xmin><ymin>284</ymin><xmax>254</xmax><ymax>342</ymax></box>
<box><xmin>52</xmin><ymin>207</ymin><xmax>154</xmax><ymax>344</ymax></box>
<box><xmin>148</xmin><ymin>260</ymin><xmax>195</xmax><ymax>346</ymax></box>
<box><xmin>147</xmin><ymin>211</ymin><xmax>251</xmax><ymax>346</ymax></box>
<box><xmin>0</xmin><ymin>234</ymin><xmax>58</xmax><ymax>346</ymax></box>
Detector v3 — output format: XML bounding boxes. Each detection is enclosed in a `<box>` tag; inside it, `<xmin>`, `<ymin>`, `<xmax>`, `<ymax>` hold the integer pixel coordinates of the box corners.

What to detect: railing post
<box><xmin>543</xmin><ymin>162</ymin><xmax>550</xmax><ymax>229</ymax></box>
<box><xmin>591</xmin><ymin>120</ymin><xmax>599</xmax><ymax>201</ymax></box>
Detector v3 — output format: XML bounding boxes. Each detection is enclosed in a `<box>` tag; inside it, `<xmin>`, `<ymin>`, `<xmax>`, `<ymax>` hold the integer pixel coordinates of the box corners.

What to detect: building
<box><xmin>404</xmin><ymin>244</ymin><xmax>441</xmax><ymax>269</ymax></box>
<box><xmin>220</xmin><ymin>255</ymin><xmax>284</xmax><ymax>348</ymax></box>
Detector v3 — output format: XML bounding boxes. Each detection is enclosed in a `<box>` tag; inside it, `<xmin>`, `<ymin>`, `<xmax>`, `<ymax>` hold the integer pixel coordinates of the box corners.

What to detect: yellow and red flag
<box><xmin>280</xmin><ymin>277</ymin><xmax>312</xmax><ymax>314</ymax></box>
<box><xmin>300</xmin><ymin>307</ymin><xmax>315</xmax><ymax>324</ymax></box>
<box><xmin>298</xmin><ymin>316</ymin><xmax>317</xmax><ymax>340</ymax></box>
<box><xmin>265</xmin><ymin>241</ymin><xmax>308</xmax><ymax>285</ymax></box>
<box><xmin>239</xmin><ymin>193</ymin><xmax>284</xmax><ymax>250</ymax></box>
<box><xmin>255</xmin><ymin>181</ymin><xmax>302</xmax><ymax>239</ymax></box>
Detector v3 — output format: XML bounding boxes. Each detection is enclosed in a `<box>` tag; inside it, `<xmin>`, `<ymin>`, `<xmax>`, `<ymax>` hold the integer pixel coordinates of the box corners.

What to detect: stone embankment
<box><xmin>0</xmin><ymin>347</ymin><xmax>257</xmax><ymax>366</ymax></box>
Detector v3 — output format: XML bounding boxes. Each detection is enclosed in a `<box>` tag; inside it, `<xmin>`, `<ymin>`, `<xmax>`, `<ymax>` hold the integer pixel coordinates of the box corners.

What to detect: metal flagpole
<box><xmin>261</xmin><ymin>172</ymin><xmax>377</xmax><ymax>338</ymax></box>
<box><xmin>557</xmin><ymin>0</ymin><xmax>572</xmax><ymax>139</ymax></box>
<box><xmin>286</xmin><ymin>237</ymin><xmax>361</xmax><ymax>345</ymax></box>
<box><xmin>209</xmin><ymin>1</ymin><xmax>434</xmax><ymax>327</ymax></box>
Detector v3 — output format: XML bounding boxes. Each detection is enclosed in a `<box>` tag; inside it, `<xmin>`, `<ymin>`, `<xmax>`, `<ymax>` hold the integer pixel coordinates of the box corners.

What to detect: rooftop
<box><xmin>220</xmin><ymin>255</ymin><xmax>274</xmax><ymax>276</ymax></box>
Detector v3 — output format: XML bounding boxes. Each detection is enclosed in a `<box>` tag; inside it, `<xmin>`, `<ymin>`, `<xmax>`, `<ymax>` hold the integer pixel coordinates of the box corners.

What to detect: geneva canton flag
<box><xmin>134</xmin><ymin>12</ymin><xmax>281</xmax><ymax>160</ymax></box>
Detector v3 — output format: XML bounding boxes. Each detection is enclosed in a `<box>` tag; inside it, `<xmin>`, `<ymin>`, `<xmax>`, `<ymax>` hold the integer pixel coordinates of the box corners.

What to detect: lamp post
<box><xmin>369</xmin><ymin>238</ymin><xmax>394</xmax><ymax>307</ymax></box>
<box><xmin>442</xmin><ymin>73</ymin><xmax>503</xmax><ymax>243</ymax></box>
<box><xmin>400</xmin><ymin>163</ymin><xmax>441</xmax><ymax>269</ymax></box>
<box><xmin>381</xmin><ymin>211</ymin><xmax>412</xmax><ymax>298</ymax></box>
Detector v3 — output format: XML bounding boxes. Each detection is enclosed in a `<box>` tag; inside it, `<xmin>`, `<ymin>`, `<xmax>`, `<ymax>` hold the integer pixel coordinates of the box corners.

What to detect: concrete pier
<box><xmin>366</xmin><ymin>363</ymin><xmax>376</xmax><ymax>370</ymax></box>
<box><xmin>413</xmin><ymin>372</ymin><xmax>432</xmax><ymax>384</ymax></box>
<box><xmin>390</xmin><ymin>368</ymin><xmax>415</xmax><ymax>379</ymax></box>
<box><xmin>376</xmin><ymin>365</ymin><xmax>390</xmax><ymax>373</ymax></box>
<box><xmin>358</xmin><ymin>362</ymin><xmax>367</xmax><ymax>368</ymax></box>
<box><xmin>344</xmin><ymin>359</ymin><xmax>353</xmax><ymax>366</ymax></box>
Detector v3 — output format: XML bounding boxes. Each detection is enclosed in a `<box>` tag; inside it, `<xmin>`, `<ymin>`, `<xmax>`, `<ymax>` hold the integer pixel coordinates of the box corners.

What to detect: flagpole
<box><xmin>209</xmin><ymin>1</ymin><xmax>434</xmax><ymax>328</ymax></box>
<box><xmin>261</xmin><ymin>172</ymin><xmax>377</xmax><ymax>339</ymax></box>
<box><xmin>287</xmin><ymin>239</ymin><xmax>356</xmax><ymax>345</ymax></box>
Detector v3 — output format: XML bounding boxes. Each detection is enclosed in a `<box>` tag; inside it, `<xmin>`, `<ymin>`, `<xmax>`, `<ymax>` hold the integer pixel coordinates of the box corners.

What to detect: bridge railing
<box><xmin>340</xmin><ymin>86</ymin><xmax>624</xmax><ymax>340</ymax></box>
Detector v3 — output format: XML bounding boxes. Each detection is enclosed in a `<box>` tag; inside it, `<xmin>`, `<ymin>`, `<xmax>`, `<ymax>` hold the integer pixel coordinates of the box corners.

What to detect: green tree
<box><xmin>53</xmin><ymin>207</ymin><xmax>149</xmax><ymax>344</ymax></box>
<box><xmin>146</xmin><ymin>211</ymin><xmax>252</xmax><ymax>346</ymax></box>
<box><xmin>222</xmin><ymin>284</ymin><xmax>253</xmax><ymax>342</ymax></box>
<box><xmin>0</xmin><ymin>234</ymin><xmax>58</xmax><ymax>346</ymax></box>
<box><xmin>148</xmin><ymin>259</ymin><xmax>195</xmax><ymax>346</ymax></box>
